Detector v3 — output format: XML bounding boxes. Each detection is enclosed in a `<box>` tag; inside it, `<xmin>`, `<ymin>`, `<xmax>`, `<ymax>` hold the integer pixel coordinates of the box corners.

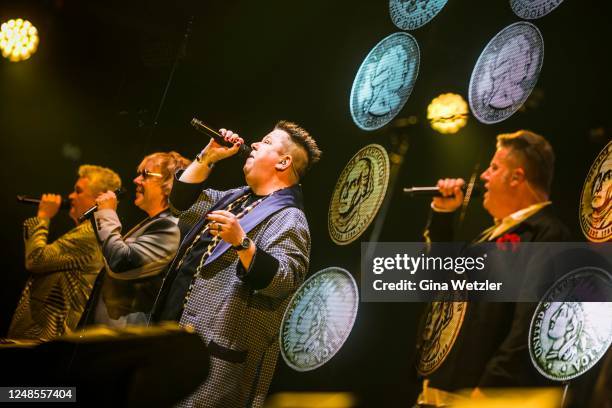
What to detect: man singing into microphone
<box><xmin>416</xmin><ymin>130</ymin><xmax>570</xmax><ymax>406</ymax></box>
<box><xmin>79</xmin><ymin>152</ymin><xmax>190</xmax><ymax>328</ymax></box>
<box><xmin>151</xmin><ymin>120</ymin><xmax>321</xmax><ymax>408</ymax></box>
<box><xmin>8</xmin><ymin>165</ymin><xmax>121</xmax><ymax>341</ymax></box>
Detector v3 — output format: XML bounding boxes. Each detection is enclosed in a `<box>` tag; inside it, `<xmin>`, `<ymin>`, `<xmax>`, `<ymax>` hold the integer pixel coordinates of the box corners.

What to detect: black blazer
<box><xmin>420</xmin><ymin>205</ymin><xmax>571</xmax><ymax>390</ymax></box>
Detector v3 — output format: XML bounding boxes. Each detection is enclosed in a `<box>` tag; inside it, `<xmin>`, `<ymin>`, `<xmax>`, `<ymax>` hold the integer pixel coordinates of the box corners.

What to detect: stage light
<box><xmin>0</xmin><ymin>19</ymin><xmax>39</xmax><ymax>62</ymax></box>
<box><xmin>427</xmin><ymin>93</ymin><xmax>469</xmax><ymax>134</ymax></box>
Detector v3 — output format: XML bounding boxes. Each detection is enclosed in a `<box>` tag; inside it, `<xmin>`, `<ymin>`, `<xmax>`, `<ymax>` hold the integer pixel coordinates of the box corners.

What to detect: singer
<box><xmin>415</xmin><ymin>130</ymin><xmax>570</xmax><ymax>406</ymax></box>
<box><xmin>151</xmin><ymin>120</ymin><xmax>321</xmax><ymax>408</ymax></box>
<box><xmin>8</xmin><ymin>165</ymin><xmax>121</xmax><ymax>341</ymax></box>
<box><xmin>79</xmin><ymin>152</ymin><xmax>190</xmax><ymax>328</ymax></box>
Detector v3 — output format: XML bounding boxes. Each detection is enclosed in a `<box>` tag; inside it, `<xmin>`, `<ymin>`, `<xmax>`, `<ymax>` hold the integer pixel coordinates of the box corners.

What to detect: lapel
<box><xmin>487</xmin><ymin>206</ymin><xmax>551</xmax><ymax>241</ymax></box>
<box><xmin>179</xmin><ymin>187</ymin><xmax>250</xmax><ymax>250</ymax></box>
<box><xmin>204</xmin><ymin>184</ymin><xmax>303</xmax><ymax>265</ymax></box>
<box><xmin>124</xmin><ymin>209</ymin><xmax>172</xmax><ymax>239</ymax></box>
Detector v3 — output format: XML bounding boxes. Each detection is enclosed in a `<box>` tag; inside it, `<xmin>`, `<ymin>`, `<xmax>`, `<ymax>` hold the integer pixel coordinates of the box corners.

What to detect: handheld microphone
<box><xmin>78</xmin><ymin>188</ymin><xmax>126</xmax><ymax>223</ymax></box>
<box><xmin>403</xmin><ymin>184</ymin><xmax>482</xmax><ymax>197</ymax></box>
<box><xmin>17</xmin><ymin>195</ymin><xmax>71</xmax><ymax>210</ymax></box>
<box><xmin>190</xmin><ymin>118</ymin><xmax>252</xmax><ymax>157</ymax></box>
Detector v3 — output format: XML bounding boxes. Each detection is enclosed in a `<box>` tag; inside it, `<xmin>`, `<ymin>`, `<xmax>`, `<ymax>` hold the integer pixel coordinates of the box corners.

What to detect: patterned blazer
<box><xmin>8</xmin><ymin>218</ymin><xmax>103</xmax><ymax>341</ymax></box>
<box><xmin>79</xmin><ymin>208</ymin><xmax>180</xmax><ymax>327</ymax></box>
<box><xmin>152</xmin><ymin>179</ymin><xmax>310</xmax><ymax>408</ymax></box>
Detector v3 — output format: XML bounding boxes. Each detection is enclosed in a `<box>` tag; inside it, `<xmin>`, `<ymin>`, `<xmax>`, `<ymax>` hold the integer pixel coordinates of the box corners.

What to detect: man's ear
<box><xmin>510</xmin><ymin>168</ymin><xmax>526</xmax><ymax>185</ymax></box>
<box><xmin>276</xmin><ymin>155</ymin><xmax>291</xmax><ymax>171</ymax></box>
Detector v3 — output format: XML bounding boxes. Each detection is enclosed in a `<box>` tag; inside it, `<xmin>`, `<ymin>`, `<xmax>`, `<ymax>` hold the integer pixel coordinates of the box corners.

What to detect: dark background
<box><xmin>0</xmin><ymin>0</ymin><xmax>610</xmax><ymax>404</ymax></box>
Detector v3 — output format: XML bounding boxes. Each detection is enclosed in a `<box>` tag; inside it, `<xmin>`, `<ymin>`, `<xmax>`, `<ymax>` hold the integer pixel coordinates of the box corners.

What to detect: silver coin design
<box><xmin>529</xmin><ymin>267</ymin><xmax>612</xmax><ymax>381</ymax></box>
<box><xmin>389</xmin><ymin>0</ymin><xmax>448</xmax><ymax>31</ymax></box>
<box><xmin>350</xmin><ymin>32</ymin><xmax>420</xmax><ymax>131</ymax></box>
<box><xmin>510</xmin><ymin>0</ymin><xmax>565</xmax><ymax>20</ymax></box>
<box><xmin>280</xmin><ymin>267</ymin><xmax>359</xmax><ymax>372</ymax></box>
<box><xmin>469</xmin><ymin>22</ymin><xmax>544</xmax><ymax>124</ymax></box>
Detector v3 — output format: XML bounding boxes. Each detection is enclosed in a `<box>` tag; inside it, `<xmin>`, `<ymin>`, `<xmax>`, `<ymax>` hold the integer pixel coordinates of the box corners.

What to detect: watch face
<box><xmin>241</xmin><ymin>237</ymin><xmax>251</xmax><ymax>249</ymax></box>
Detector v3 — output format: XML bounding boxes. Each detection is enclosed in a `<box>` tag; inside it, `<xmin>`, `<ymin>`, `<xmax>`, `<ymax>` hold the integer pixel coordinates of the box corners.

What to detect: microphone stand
<box><xmin>146</xmin><ymin>15</ymin><xmax>195</xmax><ymax>149</ymax></box>
<box><xmin>458</xmin><ymin>162</ymin><xmax>481</xmax><ymax>227</ymax></box>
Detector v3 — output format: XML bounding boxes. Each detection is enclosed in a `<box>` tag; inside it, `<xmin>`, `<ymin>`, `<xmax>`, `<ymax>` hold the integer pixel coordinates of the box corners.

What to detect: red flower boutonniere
<box><xmin>496</xmin><ymin>233</ymin><xmax>521</xmax><ymax>252</ymax></box>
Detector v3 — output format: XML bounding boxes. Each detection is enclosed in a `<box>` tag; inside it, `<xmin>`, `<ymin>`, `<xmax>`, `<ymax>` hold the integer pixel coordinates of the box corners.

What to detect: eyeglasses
<box><xmin>138</xmin><ymin>169</ymin><xmax>163</xmax><ymax>179</ymax></box>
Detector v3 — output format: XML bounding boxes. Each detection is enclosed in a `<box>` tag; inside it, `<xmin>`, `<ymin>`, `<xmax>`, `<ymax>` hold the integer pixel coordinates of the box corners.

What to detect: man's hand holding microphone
<box><xmin>431</xmin><ymin>178</ymin><xmax>465</xmax><ymax>212</ymax></box>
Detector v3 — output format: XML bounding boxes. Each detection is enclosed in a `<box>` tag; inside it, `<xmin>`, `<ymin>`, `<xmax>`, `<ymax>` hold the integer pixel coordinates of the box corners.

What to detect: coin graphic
<box><xmin>328</xmin><ymin>144</ymin><xmax>390</xmax><ymax>245</ymax></box>
<box><xmin>350</xmin><ymin>32</ymin><xmax>420</xmax><ymax>131</ymax></box>
<box><xmin>580</xmin><ymin>139</ymin><xmax>612</xmax><ymax>242</ymax></box>
<box><xmin>389</xmin><ymin>0</ymin><xmax>448</xmax><ymax>31</ymax></box>
<box><xmin>280</xmin><ymin>267</ymin><xmax>359</xmax><ymax>372</ymax></box>
<box><xmin>469</xmin><ymin>22</ymin><xmax>544</xmax><ymax>124</ymax></box>
<box><xmin>529</xmin><ymin>267</ymin><xmax>612</xmax><ymax>381</ymax></box>
<box><xmin>510</xmin><ymin>0</ymin><xmax>565</xmax><ymax>20</ymax></box>
<box><xmin>416</xmin><ymin>301</ymin><xmax>467</xmax><ymax>376</ymax></box>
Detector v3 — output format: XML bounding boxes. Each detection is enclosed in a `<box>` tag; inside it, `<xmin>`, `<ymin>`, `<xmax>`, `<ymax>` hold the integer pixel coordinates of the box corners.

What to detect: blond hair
<box><xmin>138</xmin><ymin>151</ymin><xmax>191</xmax><ymax>203</ymax></box>
<box><xmin>78</xmin><ymin>165</ymin><xmax>122</xmax><ymax>195</ymax></box>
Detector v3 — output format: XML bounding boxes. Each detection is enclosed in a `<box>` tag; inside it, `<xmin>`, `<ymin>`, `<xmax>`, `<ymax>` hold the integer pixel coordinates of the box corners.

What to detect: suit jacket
<box><xmin>152</xmin><ymin>178</ymin><xmax>310</xmax><ymax>408</ymax></box>
<box><xmin>420</xmin><ymin>206</ymin><xmax>571</xmax><ymax>390</ymax></box>
<box><xmin>9</xmin><ymin>218</ymin><xmax>103</xmax><ymax>341</ymax></box>
<box><xmin>79</xmin><ymin>208</ymin><xmax>180</xmax><ymax>327</ymax></box>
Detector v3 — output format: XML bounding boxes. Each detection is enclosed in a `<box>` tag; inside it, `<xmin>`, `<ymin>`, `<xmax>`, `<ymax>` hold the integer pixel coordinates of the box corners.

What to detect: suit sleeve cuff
<box><xmin>24</xmin><ymin>216</ymin><xmax>48</xmax><ymax>228</ymax></box>
<box><xmin>236</xmin><ymin>246</ymin><xmax>279</xmax><ymax>290</ymax></box>
<box><xmin>169</xmin><ymin>169</ymin><xmax>207</xmax><ymax>211</ymax></box>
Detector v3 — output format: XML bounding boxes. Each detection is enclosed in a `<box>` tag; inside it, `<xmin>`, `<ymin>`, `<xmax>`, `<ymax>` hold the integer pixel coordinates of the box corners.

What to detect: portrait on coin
<box><xmin>359</xmin><ymin>45</ymin><xmax>410</xmax><ymax>117</ymax></box>
<box><xmin>293</xmin><ymin>286</ymin><xmax>340</xmax><ymax>358</ymax></box>
<box><xmin>484</xmin><ymin>34</ymin><xmax>539</xmax><ymax>110</ymax></box>
<box><xmin>588</xmin><ymin>155</ymin><xmax>612</xmax><ymax>230</ymax></box>
<box><xmin>545</xmin><ymin>302</ymin><xmax>584</xmax><ymax>363</ymax></box>
<box><xmin>420</xmin><ymin>301</ymin><xmax>454</xmax><ymax>361</ymax></box>
<box><xmin>336</xmin><ymin>157</ymin><xmax>374</xmax><ymax>233</ymax></box>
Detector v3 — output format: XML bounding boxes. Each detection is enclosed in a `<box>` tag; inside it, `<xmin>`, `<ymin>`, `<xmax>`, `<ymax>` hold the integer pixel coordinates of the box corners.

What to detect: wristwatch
<box><xmin>232</xmin><ymin>236</ymin><xmax>252</xmax><ymax>251</ymax></box>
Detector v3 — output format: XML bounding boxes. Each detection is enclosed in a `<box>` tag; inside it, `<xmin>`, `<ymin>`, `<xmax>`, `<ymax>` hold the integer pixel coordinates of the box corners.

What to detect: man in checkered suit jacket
<box><xmin>151</xmin><ymin>121</ymin><xmax>321</xmax><ymax>407</ymax></box>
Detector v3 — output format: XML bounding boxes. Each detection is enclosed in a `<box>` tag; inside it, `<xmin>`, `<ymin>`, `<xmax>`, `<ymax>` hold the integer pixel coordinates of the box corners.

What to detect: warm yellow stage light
<box><xmin>427</xmin><ymin>93</ymin><xmax>469</xmax><ymax>134</ymax></box>
<box><xmin>0</xmin><ymin>18</ymin><xmax>39</xmax><ymax>62</ymax></box>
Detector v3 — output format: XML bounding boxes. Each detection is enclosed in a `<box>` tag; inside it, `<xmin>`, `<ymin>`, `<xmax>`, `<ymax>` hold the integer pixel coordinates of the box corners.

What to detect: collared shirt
<box><xmin>488</xmin><ymin>201</ymin><xmax>552</xmax><ymax>240</ymax></box>
<box><xmin>430</xmin><ymin>201</ymin><xmax>553</xmax><ymax>243</ymax></box>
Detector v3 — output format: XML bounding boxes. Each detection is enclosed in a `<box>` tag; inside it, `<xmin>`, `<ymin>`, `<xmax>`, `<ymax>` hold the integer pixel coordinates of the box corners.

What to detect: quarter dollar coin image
<box><xmin>350</xmin><ymin>32</ymin><xmax>420</xmax><ymax>131</ymax></box>
<box><xmin>469</xmin><ymin>22</ymin><xmax>544</xmax><ymax>124</ymax></box>
<box><xmin>280</xmin><ymin>267</ymin><xmax>359</xmax><ymax>372</ymax></box>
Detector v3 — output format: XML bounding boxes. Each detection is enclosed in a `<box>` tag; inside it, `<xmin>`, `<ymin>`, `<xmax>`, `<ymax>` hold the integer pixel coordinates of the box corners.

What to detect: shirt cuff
<box><xmin>430</xmin><ymin>202</ymin><xmax>456</xmax><ymax>213</ymax></box>
<box><xmin>236</xmin><ymin>246</ymin><xmax>279</xmax><ymax>290</ymax></box>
